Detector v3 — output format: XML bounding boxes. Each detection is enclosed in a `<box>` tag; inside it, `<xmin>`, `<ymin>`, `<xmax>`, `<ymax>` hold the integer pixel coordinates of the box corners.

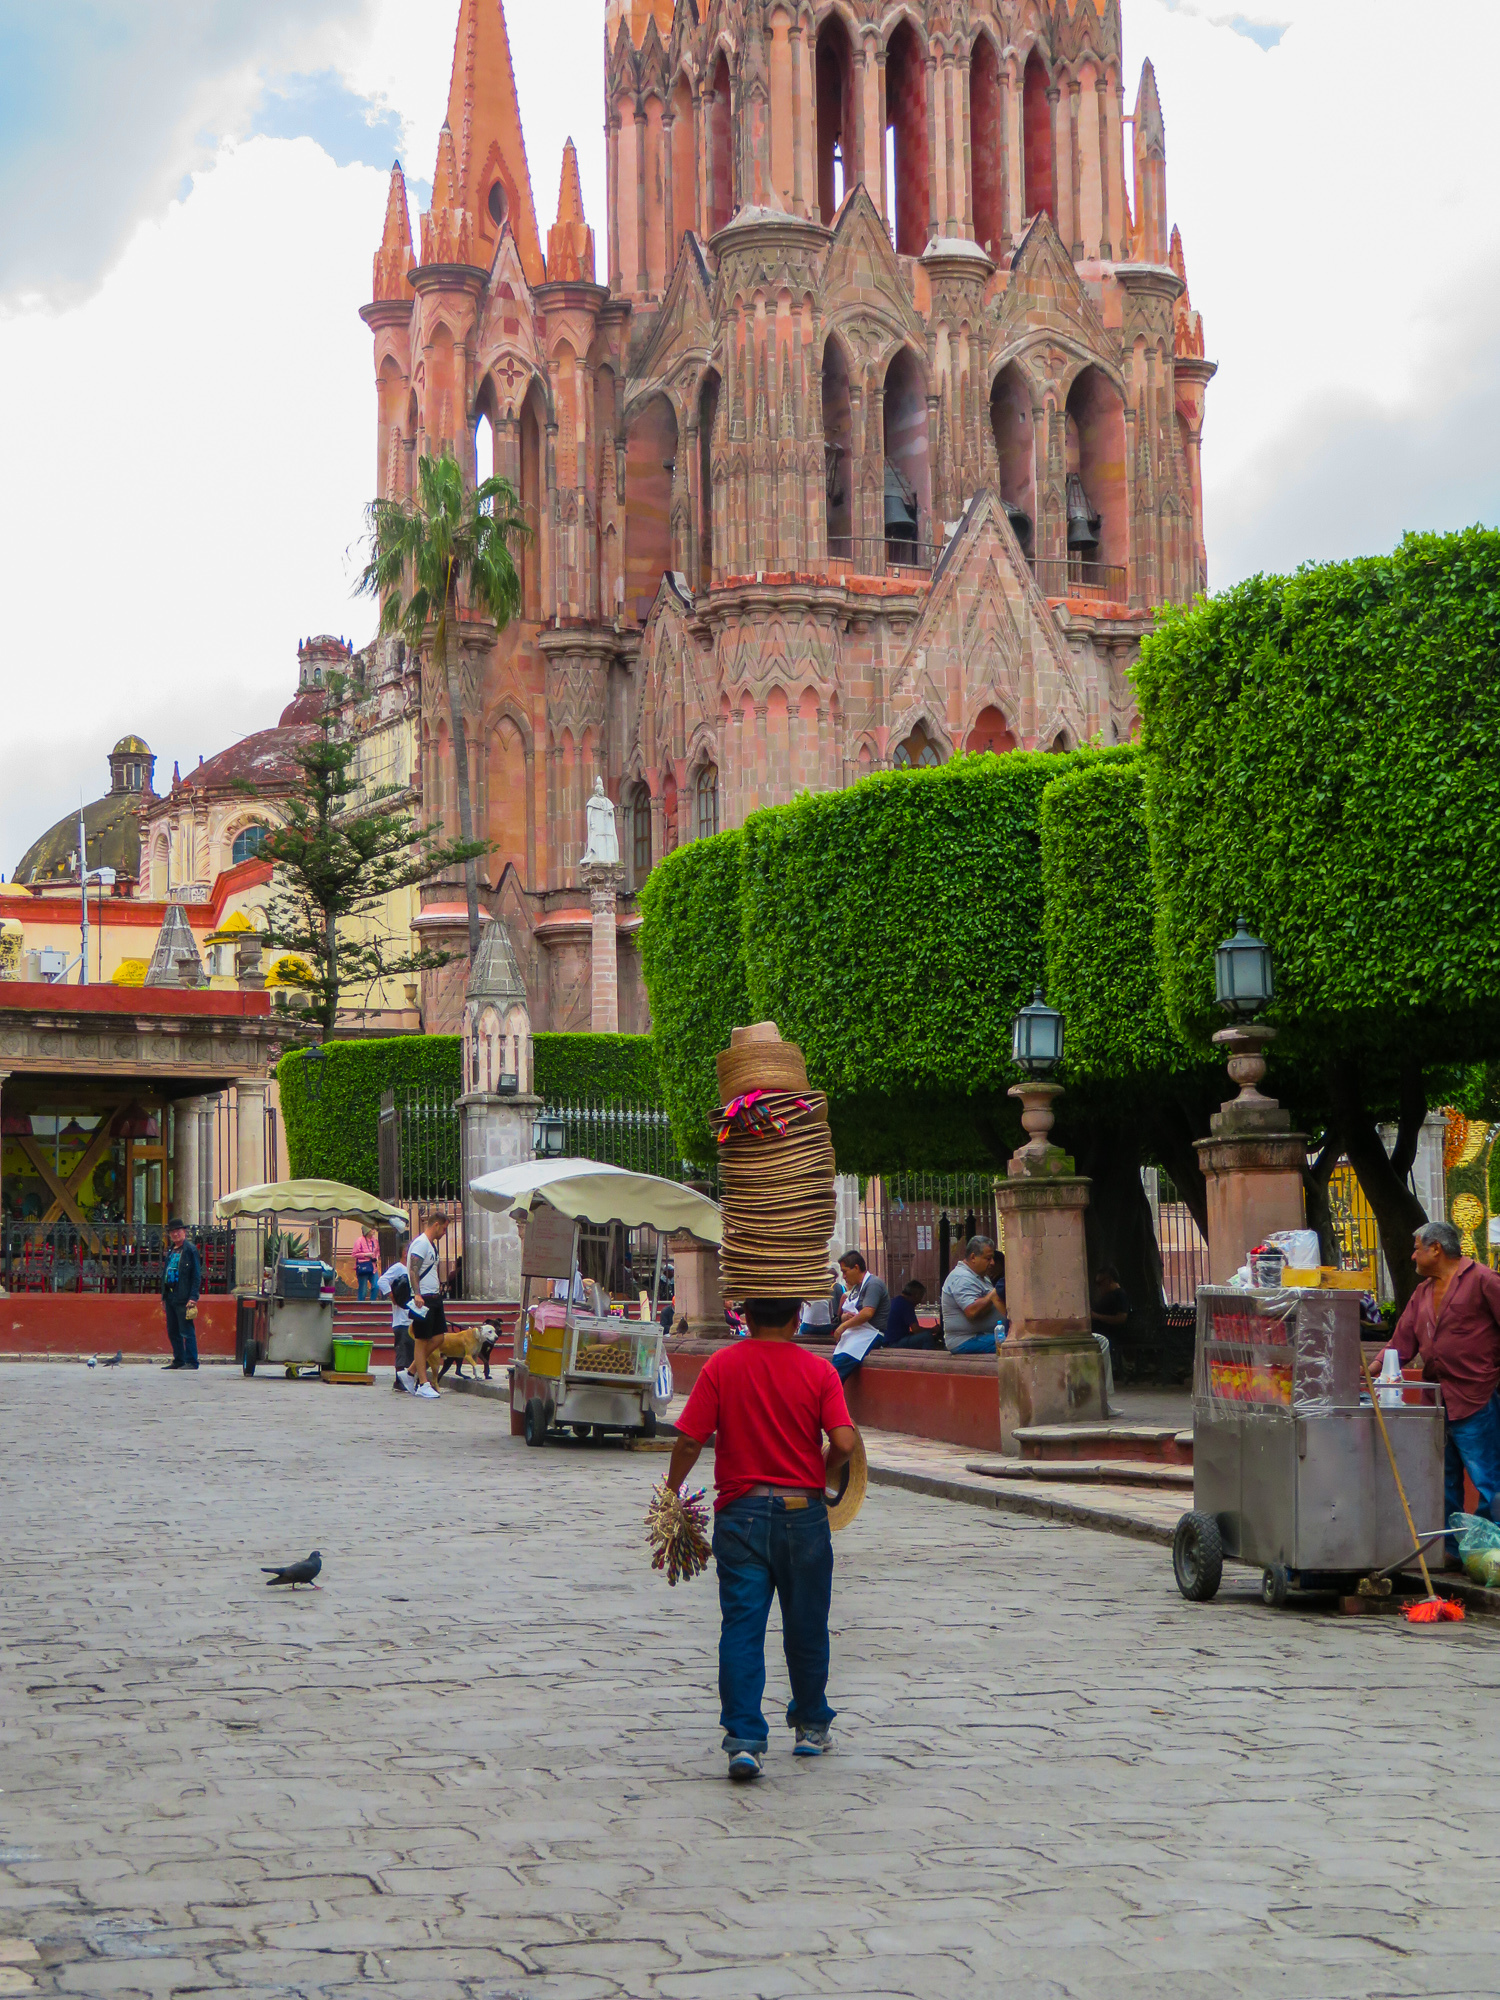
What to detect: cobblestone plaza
<box><xmin>3</xmin><ymin>1367</ymin><xmax>1498</xmax><ymax>1998</ymax></box>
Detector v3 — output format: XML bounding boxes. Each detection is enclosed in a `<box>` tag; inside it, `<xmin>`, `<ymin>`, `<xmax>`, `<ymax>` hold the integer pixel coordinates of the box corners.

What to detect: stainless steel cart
<box><xmin>1173</xmin><ymin>1285</ymin><xmax>1445</xmax><ymax>1607</ymax></box>
<box><xmin>263</xmin><ymin>1258</ymin><xmax>335</xmax><ymax>1373</ymax></box>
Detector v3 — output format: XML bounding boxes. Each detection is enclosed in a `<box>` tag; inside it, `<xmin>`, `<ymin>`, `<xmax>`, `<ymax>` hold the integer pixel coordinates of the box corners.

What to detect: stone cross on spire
<box><xmin>546</xmin><ymin>138</ymin><xmax>596</xmax><ymax>283</ymax></box>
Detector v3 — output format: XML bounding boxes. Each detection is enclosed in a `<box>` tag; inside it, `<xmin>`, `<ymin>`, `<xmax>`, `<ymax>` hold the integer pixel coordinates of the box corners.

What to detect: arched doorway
<box><xmin>886</xmin><ymin>21</ymin><xmax>929</xmax><ymax>255</ymax></box>
<box><xmin>892</xmin><ymin>723</ymin><xmax>944</xmax><ymax>768</ymax></box>
<box><xmin>989</xmin><ymin>364</ymin><xmax>1036</xmax><ymax>554</ymax></box>
<box><xmin>624</xmin><ymin>393</ymin><xmax>678</xmax><ymax>623</ymax></box>
<box><xmin>965</xmin><ymin>707</ymin><xmax>1017</xmax><ymax>755</ymax></box>
<box><xmin>815</xmin><ymin>16</ymin><xmax>856</xmax><ymax>226</ymax></box>
<box><xmin>883</xmin><ymin>347</ymin><xmax>929</xmax><ymax>561</ymax></box>
<box><xmin>1022</xmin><ymin>51</ymin><xmax>1054</xmax><ymax>221</ymax></box>
<box><xmin>1064</xmin><ymin>366</ymin><xmax>1127</xmax><ymax>579</ymax></box>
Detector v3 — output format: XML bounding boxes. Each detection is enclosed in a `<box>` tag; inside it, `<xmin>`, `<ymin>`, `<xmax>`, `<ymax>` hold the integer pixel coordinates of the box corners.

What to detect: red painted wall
<box><xmin>0</xmin><ymin>1294</ymin><xmax>238</xmax><ymax>1357</ymax></box>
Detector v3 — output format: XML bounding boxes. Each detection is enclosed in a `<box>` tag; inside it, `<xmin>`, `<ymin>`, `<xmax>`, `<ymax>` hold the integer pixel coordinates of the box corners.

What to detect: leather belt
<box><xmin>745</xmin><ymin>1485</ymin><xmax>822</xmax><ymax>1507</ymax></box>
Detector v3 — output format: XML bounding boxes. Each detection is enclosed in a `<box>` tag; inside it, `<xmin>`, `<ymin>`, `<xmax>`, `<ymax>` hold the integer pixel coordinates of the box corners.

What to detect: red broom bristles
<box><xmin>1405</xmin><ymin>1596</ymin><xmax>1465</xmax><ymax>1623</ymax></box>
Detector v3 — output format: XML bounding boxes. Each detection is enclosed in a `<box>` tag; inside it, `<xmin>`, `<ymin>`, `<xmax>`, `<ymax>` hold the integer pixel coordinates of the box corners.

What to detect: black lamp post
<box><xmin>532</xmin><ymin>1111</ymin><xmax>567</xmax><ymax>1158</ymax></box>
<box><xmin>1008</xmin><ymin>989</ymin><xmax>1068</xmax><ymax>1166</ymax></box>
<box><xmin>1211</xmin><ymin>918</ymin><xmax>1278</xmax><ymax>1112</ymax></box>
<box><xmin>303</xmin><ymin>1041</ymin><xmax>327</xmax><ymax>1105</ymax></box>
<box><xmin>1214</xmin><ymin>917</ymin><xmax>1274</xmax><ymax>1018</ymax></box>
<box><xmin>1011</xmin><ymin>987</ymin><xmax>1065</xmax><ymax>1075</ymax></box>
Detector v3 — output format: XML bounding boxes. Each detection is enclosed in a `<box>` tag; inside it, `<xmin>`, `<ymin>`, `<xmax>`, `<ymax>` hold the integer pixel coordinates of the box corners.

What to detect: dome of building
<box><xmin>12</xmin><ymin>735</ymin><xmax>156</xmax><ymax>886</ymax></box>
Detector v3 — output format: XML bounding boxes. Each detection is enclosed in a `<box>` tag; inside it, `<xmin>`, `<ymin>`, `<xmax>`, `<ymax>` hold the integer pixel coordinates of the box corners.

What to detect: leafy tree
<box><xmin>356</xmin><ymin>452</ymin><xmax>527</xmax><ymax>959</ymax></box>
<box><xmin>257</xmin><ymin>675</ymin><xmax>487</xmax><ymax>1037</ymax></box>
<box><xmin>1136</xmin><ymin>528</ymin><xmax>1500</xmax><ymax>1305</ymax></box>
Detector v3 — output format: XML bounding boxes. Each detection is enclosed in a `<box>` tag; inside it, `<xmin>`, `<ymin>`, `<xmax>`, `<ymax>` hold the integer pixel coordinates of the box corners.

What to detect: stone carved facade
<box><xmin>361</xmin><ymin>0</ymin><xmax>1213</xmax><ymax>1031</ymax></box>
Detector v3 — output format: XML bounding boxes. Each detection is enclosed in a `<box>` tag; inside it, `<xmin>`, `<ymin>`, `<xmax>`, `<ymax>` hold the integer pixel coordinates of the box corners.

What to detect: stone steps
<box><xmin>1014</xmin><ymin>1422</ymin><xmax>1194</xmax><ymax>1466</ymax></box>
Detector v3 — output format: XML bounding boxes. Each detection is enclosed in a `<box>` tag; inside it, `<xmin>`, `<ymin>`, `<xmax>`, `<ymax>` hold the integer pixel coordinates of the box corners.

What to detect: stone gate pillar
<box><xmin>233</xmin><ymin>1080</ymin><xmax>268</xmax><ymax>1292</ymax></box>
<box><xmin>993</xmin><ymin>1083</ymin><xmax>1104</xmax><ymax>1453</ymax></box>
<box><xmin>459</xmin><ymin>1092</ymin><xmax>540</xmax><ymax>1302</ymax></box>
<box><xmin>1194</xmin><ymin>1027</ymin><xmax>1307</xmax><ymax>1284</ymax></box>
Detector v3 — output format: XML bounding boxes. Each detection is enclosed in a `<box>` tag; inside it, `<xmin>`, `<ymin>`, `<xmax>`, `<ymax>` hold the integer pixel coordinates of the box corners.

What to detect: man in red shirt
<box><xmin>667</xmin><ymin>1298</ymin><xmax>857</xmax><ymax>1782</ymax></box>
<box><xmin>1384</xmin><ymin>1219</ymin><xmax>1500</xmax><ymax>1560</ymax></box>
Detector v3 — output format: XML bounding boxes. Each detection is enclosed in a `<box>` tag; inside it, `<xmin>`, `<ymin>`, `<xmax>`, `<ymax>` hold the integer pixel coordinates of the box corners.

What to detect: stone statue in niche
<box><xmin>582</xmin><ymin>777</ymin><xmax>620</xmax><ymax>865</ymax></box>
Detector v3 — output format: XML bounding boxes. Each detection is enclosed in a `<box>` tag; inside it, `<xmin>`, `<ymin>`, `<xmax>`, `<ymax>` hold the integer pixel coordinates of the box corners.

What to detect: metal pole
<box><xmin>78</xmin><ymin>810</ymin><xmax>89</xmax><ymax>985</ymax></box>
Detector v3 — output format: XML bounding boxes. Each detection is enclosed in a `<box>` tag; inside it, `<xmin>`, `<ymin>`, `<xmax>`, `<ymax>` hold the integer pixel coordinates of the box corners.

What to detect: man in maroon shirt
<box><xmin>667</xmin><ymin>1298</ymin><xmax>857</xmax><ymax>1782</ymax></box>
<box><xmin>1384</xmin><ymin>1219</ymin><xmax>1500</xmax><ymax>1560</ymax></box>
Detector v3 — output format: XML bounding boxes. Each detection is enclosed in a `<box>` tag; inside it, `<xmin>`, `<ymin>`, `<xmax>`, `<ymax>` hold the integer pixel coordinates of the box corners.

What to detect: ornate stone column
<box><xmin>634</xmin><ymin>101</ymin><xmax>649</xmax><ymax>293</ymax></box>
<box><xmin>1068</xmin><ymin>79</ymin><xmax>1084</xmax><ymax>258</ymax></box>
<box><xmin>789</xmin><ymin>18</ymin><xmax>805</xmax><ymax>215</ymax></box>
<box><xmin>233</xmin><ymin>1079</ymin><xmax>268</xmax><ymax>1292</ymax></box>
<box><xmin>581</xmin><ymin>860</ymin><xmax>624</xmax><ymax>1032</ymax></box>
<box><xmin>668</xmin><ymin>1228</ymin><xmax>727</xmax><ymax>1338</ymax></box>
<box><xmin>993</xmin><ymin>1081</ymin><xmax>1104</xmax><ymax>1453</ymax></box>
<box><xmin>1194</xmin><ymin>1028</ymin><xmax>1307</xmax><ymax>1283</ymax></box>
<box><xmin>173</xmin><ymin>1096</ymin><xmax>204</xmax><ymax>1227</ymax></box>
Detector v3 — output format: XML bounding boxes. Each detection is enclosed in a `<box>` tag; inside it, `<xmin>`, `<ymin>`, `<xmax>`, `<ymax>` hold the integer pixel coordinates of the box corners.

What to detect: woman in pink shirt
<box><xmin>352</xmin><ymin>1229</ymin><xmax>380</xmax><ymax>1301</ymax></box>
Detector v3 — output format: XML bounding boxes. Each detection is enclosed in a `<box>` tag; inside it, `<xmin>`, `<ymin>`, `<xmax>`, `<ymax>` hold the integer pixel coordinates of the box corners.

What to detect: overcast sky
<box><xmin>2</xmin><ymin>0</ymin><xmax>1497</xmax><ymax>874</ymax></box>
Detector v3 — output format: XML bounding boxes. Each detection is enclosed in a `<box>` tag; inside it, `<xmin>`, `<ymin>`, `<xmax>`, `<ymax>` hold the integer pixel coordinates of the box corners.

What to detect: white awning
<box><xmin>467</xmin><ymin>1158</ymin><xmax>721</xmax><ymax>1243</ymax></box>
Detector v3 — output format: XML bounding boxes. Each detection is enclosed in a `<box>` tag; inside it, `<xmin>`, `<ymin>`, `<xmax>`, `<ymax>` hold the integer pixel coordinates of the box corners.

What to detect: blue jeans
<box><xmin>164</xmin><ymin>1298</ymin><xmax>198</xmax><ymax>1368</ymax></box>
<box><xmin>713</xmin><ymin>1494</ymin><xmax>836</xmax><ymax>1753</ymax></box>
<box><xmin>831</xmin><ymin>1335</ymin><xmax>884</xmax><ymax>1381</ymax></box>
<box><xmin>948</xmin><ymin>1327</ymin><xmax>1004</xmax><ymax>1355</ymax></box>
<box><xmin>356</xmin><ymin>1266</ymin><xmax>376</xmax><ymax>1302</ymax></box>
<box><xmin>1445</xmin><ymin>1390</ymin><xmax>1500</xmax><ymax>1557</ymax></box>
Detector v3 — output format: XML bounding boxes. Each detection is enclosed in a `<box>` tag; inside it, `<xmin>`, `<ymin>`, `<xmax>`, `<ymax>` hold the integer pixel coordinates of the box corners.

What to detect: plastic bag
<box><xmin>1448</xmin><ymin>1511</ymin><xmax>1500</xmax><ymax>1554</ymax></box>
<box><xmin>1464</xmin><ymin>1548</ymin><xmax>1500</xmax><ymax>1590</ymax></box>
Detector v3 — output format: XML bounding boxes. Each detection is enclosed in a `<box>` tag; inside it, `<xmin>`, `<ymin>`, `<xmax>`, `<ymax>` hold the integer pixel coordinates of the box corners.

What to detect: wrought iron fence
<box><xmin>826</xmin><ymin>534</ymin><xmax>943</xmax><ymax>576</ymax></box>
<box><xmin>1029</xmin><ymin>557</ymin><xmax>1129</xmax><ymax>603</ymax></box>
<box><xmin>858</xmin><ymin>1172</ymin><xmax>999</xmax><ymax>1302</ymax></box>
<box><xmin>538</xmin><ymin>1097</ymin><xmax>701</xmax><ymax>1185</ymax></box>
<box><xmin>1148</xmin><ymin>1168</ymin><xmax>1209</xmax><ymax>1306</ymax></box>
<box><xmin>0</xmin><ymin>1222</ymin><xmax>238</xmax><ymax>1295</ymax></box>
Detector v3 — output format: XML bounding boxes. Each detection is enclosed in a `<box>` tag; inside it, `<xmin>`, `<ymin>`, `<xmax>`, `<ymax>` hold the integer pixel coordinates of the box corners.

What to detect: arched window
<box><xmin>883</xmin><ymin>347</ymin><xmax>929</xmax><ymax>560</ymax></box>
<box><xmin>696</xmin><ymin>766</ymin><xmax>719</xmax><ymax>839</ymax></box>
<box><xmin>970</xmin><ymin>34</ymin><xmax>1003</xmax><ymax>257</ymax></box>
<box><xmin>966</xmin><ymin>707</ymin><xmax>1017</xmax><ymax>756</ymax></box>
<box><xmin>815</xmin><ymin>17</ymin><xmax>856</xmax><ymax>227</ymax></box>
<box><xmin>821</xmin><ymin>337</ymin><xmax>853</xmax><ymax>555</ymax></box>
<box><xmin>1022</xmin><ymin>52</ymin><xmax>1055</xmax><ymax>221</ymax></box>
<box><xmin>893</xmin><ymin>725</ymin><xmax>943</xmax><ymax>769</ymax></box>
<box><xmin>232</xmin><ymin>825</ymin><xmax>267</xmax><ymax>866</ymax></box>
<box><xmin>885</xmin><ymin>21</ymin><xmax>929</xmax><ymax>255</ymax></box>
<box><xmin>706</xmin><ymin>53</ymin><xmax>733</xmax><ymax>235</ymax></box>
<box><xmin>631</xmin><ymin>784</ymin><xmax>653</xmax><ymax>881</ymax></box>
<box><xmin>990</xmin><ymin>364</ymin><xmax>1036</xmax><ymax>554</ymax></box>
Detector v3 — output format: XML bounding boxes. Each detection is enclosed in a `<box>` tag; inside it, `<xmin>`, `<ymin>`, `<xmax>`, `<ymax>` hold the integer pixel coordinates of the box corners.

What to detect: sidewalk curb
<box><xmin>866</xmin><ymin>1462</ymin><xmax>1175</xmax><ymax>1546</ymax></box>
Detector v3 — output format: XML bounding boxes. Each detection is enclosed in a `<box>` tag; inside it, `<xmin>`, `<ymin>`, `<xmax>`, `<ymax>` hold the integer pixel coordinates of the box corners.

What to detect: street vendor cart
<box><xmin>468</xmin><ymin>1159</ymin><xmax>721</xmax><ymax>1446</ymax></box>
<box><xmin>1173</xmin><ymin>1284</ymin><xmax>1445</xmax><ymax>1607</ymax></box>
<box><xmin>216</xmin><ymin>1178</ymin><xmax>409</xmax><ymax>1378</ymax></box>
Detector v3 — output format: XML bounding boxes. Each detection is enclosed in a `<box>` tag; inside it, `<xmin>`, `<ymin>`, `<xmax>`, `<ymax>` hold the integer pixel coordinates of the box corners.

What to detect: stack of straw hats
<box><xmin>716</xmin><ymin>1022</ymin><xmax>837</xmax><ymax>1301</ymax></box>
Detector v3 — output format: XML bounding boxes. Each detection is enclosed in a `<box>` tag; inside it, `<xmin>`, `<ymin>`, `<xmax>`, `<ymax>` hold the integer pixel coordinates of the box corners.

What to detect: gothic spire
<box><xmin>371</xmin><ymin>160</ymin><xmax>412</xmax><ymax>301</ymax></box>
<box><xmin>546</xmin><ymin>137</ymin><xmax>596</xmax><ymax>283</ymax></box>
<box><xmin>444</xmin><ymin>0</ymin><xmax>543</xmax><ymax>284</ymax></box>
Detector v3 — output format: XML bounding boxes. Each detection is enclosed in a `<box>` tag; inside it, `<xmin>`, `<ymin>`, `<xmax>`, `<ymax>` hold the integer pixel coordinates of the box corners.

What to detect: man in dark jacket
<box><xmin>162</xmin><ymin>1219</ymin><xmax>203</xmax><ymax>1371</ymax></box>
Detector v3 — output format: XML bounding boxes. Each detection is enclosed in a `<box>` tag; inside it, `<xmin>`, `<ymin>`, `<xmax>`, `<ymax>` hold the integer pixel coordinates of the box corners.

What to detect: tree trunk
<box><xmin>1331</xmin><ymin>1060</ymin><xmax>1428</xmax><ymax>1311</ymax></box>
<box><xmin>322</xmin><ymin>903</ymin><xmax>339</xmax><ymax>1040</ymax></box>
<box><xmin>1071</xmin><ymin>1120</ymin><xmax>1175</xmax><ymax>1384</ymax></box>
<box><xmin>1301</xmin><ymin>1127</ymin><xmax>1342</xmax><ymax>1267</ymax></box>
<box><xmin>437</xmin><ymin>598</ymin><xmax>481</xmax><ymax>961</ymax></box>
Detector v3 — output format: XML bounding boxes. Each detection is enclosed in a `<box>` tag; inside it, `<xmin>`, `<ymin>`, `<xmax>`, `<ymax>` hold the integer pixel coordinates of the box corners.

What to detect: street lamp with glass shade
<box><xmin>532</xmin><ymin>1112</ymin><xmax>567</xmax><ymax>1159</ymax></box>
<box><xmin>1211</xmin><ymin>917</ymin><xmax>1279</xmax><ymax>1118</ymax></box>
<box><xmin>1008</xmin><ymin>988</ymin><xmax>1068</xmax><ymax>1166</ymax></box>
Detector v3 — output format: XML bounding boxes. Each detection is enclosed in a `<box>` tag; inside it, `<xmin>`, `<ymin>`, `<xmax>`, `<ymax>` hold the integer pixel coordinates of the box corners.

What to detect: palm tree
<box><xmin>357</xmin><ymin>452</ymin><xmax>528</xmax><ymax>959</ymax></box>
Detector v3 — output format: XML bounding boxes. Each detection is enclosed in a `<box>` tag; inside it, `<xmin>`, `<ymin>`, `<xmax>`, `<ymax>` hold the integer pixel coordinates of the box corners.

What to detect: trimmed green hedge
<box><xmin>279</xmin><ymin>1031</ymin><xmax>661</xmax><ymax>1192</ymax></box>
<box><xmin>280</xmin><ymin>1036</ymin><xmax>459</xmax><ymax>1194</ymax></box>
<box><xmin>639</xmin><ymin>829</ymin><xmax>752</xmax><ymax>1164</ymax></box>
<box><xmin>1136</xmin><ymin>528</ymin><xmax>1500</xmax><ymax>1072</ymax></box>
<box><xmin>1039</xmin><ymin>756</ymin><xmax>1210</xmax><ymax>1092</ymax></box>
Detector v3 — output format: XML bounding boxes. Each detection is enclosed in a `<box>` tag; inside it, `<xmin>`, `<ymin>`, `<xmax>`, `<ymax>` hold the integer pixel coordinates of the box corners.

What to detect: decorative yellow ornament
<box><xmin>1452</xmin><ymin>1193</ymin><xmax>1485</xmax><ymax>1259</ymax></box>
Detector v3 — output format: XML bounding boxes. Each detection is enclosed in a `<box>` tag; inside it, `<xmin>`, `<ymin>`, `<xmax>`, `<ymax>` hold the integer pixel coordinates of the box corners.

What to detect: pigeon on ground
<box><xmin>262</xmin><ymin>1551</ymin><xmax>322</xmax><ymax>1589</ymax></box>
<box><xmin>101</xmin><ymin>1352</ymin><xmax>123</xmax><ymax>1368</ymax></box>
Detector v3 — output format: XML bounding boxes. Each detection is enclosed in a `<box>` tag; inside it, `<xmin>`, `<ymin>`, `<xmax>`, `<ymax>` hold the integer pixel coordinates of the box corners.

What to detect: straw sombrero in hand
<box><xmin>825</xmin><ymin>1425</ymin><xmax>868</xmax><ymax>1532</ymax></box>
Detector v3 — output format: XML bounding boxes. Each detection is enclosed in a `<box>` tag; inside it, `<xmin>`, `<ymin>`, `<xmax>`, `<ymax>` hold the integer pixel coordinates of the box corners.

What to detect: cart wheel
<box><xmin>641</xmin><ymin>1408</ymin><xmax>658</xmax><ymax>1440</ymax></box>
<box><xmin>284</xmin><ymin>1365</ymin><xmax>296</xmax><ymax>1380</ymax></box>
<box><xmin>1261</xmin><ymin>1563</ymin><xmax>1290</xmax><ymax>1610</ymax></box>
<box><xmin>242</xmin><ymin>1348</ymin><xmax>256</xmax><ymax>1378</ymax></box>
<box><xmin>572</xmin><ymin>1423</ymin><xmax>592</xmax><ymax>1441</ymax></box>
<box><xmin>1172</xmin><ymin>1511</ymin><xmax>1224</xmax><ymax>1602</ymax></box>
<box><xmin>524</xmin><ymin>1398</ymin><xmax>548</xmax><ymax>1447</ymax></box>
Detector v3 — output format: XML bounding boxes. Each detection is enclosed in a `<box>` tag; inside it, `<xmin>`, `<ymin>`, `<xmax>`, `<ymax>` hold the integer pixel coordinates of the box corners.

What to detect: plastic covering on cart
<box><xmin>1193</xmin><ymin>1286</ymin><xmax>1343</xmax><ymax>1421</ymax></box>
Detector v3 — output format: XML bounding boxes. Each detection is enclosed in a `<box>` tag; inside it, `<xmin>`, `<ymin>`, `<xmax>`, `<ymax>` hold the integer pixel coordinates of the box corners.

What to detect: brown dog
<box><xmin>432</xmin><ymin>1324</ymin><xmax>501</xmax><ymax>1382</ymax></box>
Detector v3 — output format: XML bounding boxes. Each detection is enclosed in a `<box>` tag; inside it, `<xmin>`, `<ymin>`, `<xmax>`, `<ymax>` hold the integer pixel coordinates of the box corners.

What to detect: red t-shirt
<box><xmin>677</xmin><ymin>1338</ymin><xmax>852</xmax><ymax>1510</ymax></box>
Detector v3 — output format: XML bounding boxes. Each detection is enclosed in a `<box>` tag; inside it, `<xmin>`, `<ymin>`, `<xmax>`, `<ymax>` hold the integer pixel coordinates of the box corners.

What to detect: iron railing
<box><xmin>538</xmin><ymin>1097</ymin><xmax>698</xmax><ymax>1185</ymax></box>
<box><xmin>826</xmin><ymin>534</ymin><xmax>943</xmax><ymax>576</ymax></box>
<box><xmin>0</xmin><ymin>1222</ymin><xmax>238</xmax><ymax>1295</ymax></box>
<box><xmin>1148</xmin><ymin>1168</ymin><xmax>1210</xmax><ymax>1306</ymax></box>
<box><xmin>1029</xmin><ymin>557</ymin><xmax>1129</xmax><ymax>603</ymax></box>
<box><xmin>859</xmin><ymin>1172</ymin><xmax>1000</xmax><ymax>1302</ymax></box>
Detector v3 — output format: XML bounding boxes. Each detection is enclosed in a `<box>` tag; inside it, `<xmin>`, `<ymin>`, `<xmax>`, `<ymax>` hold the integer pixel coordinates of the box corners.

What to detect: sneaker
<box><xmin>727</xmin><ymin>1749</ymin><xmax>763</xmax><ymax>1782</ymax></box>
<box><xmin>415</xmin><ymin>1382</ymin><xmax>439</xmax><ymax>1400</ymax></box>
<box><xmin>793</xmin><ymin>1726</ymin><xmax>833</xmax><ymax>1758</ymax></box>
<box><xmin>395</xmin><ymin>1369</ymin><xmax>415</xmax><ymax>1395</ymax></box>
<box><xmin>162</xmin><ymin>1360</ymin><xmax>184</xmax><ymax>1370</ymax></box>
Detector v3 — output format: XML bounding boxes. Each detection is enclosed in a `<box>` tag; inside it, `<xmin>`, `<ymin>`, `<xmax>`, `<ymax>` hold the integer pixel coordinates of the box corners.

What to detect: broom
<box><xmin>1358</xmin><ymin>1344</ymin><xmax>1464</xmax><ymax>1624</ymax></box>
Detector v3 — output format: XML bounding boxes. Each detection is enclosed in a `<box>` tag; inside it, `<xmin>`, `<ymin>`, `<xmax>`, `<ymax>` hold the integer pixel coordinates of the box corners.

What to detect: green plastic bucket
<box><xmin>332</xmin><ymin>1338</ymin><xmax>372</xmax><ymax>1374</ymax></box>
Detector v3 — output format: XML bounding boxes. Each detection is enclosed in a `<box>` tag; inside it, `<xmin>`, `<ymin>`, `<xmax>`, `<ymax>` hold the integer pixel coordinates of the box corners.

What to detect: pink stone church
<box><xmin>361</xmin><ymin>0</ymin><xmax>1213</xmax><ymax>1033</ymax></box>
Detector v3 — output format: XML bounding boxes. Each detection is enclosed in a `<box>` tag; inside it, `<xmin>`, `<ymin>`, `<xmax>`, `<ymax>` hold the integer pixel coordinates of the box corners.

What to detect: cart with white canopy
<box><xmin>216</xmin><ymin>1178</ymin><xmax>409</xmax><ymax>1376</ymax></box>
<box><xmin>468</xmin><ymin>1159</ymin><xmax>722</xmax><ymax>1446</ymax></box>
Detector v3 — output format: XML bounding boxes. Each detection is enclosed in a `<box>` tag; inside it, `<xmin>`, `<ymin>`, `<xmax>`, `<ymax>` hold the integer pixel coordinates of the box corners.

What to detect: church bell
<box><xmin>1066</xmin><ymin>473</ymin><xmax>1101</xmax><ymax>554</ymax></box>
